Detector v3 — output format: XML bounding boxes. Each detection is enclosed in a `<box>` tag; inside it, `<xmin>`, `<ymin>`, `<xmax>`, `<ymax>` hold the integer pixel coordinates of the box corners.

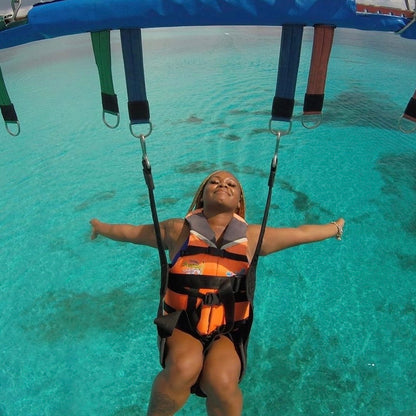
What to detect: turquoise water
<box><xmin>1</xmin><ymin>26</ymin><xmax>416</xmax><ymax>415</ymax></box>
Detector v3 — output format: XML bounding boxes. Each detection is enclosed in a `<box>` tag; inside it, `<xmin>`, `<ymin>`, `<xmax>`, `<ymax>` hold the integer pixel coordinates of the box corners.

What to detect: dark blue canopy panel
<box><xmin>0</xmin><ymin>0</ymin><xmax>415</xmax><ymax>49</ymax></box>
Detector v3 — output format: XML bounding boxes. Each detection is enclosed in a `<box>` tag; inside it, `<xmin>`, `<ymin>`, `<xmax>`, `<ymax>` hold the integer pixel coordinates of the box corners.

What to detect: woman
<box><xmin>90</xmin><ymin>170</ymin><xmax>344</xmax><ymax>416</ymax></box>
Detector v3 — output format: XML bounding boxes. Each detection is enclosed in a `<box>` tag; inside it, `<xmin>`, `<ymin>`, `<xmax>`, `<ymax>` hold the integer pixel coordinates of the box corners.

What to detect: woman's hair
<box><xmin>187</xmin><ymin>171</ymin><xmax>246</xmax><ymax>218</ymax></box>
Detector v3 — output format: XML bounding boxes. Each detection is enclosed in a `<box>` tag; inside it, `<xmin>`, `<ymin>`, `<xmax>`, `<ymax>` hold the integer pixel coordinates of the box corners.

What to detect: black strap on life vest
<box><xmin>178</xmin><ymin>245</ymin><xmax>249</xmax><ymax>263</ymax></box>
<box><xmin>168</xmin><ymin>273</ymin><xmax>246</xmax><ymax>293</ymax></box>
<box><xmin>166</xmin><ymin>272</ymin><xmax>244</xmax><ymax>337</ymax></box>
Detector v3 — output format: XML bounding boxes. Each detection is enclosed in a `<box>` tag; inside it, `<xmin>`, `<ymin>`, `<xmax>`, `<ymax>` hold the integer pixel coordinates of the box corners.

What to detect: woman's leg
<box><xmin>199</xmin><ymin>336</ymin><xmax>243</xmax><ymax>416</ymax></box>
<box><xmin>147</xmin><ymin>329</ymin><xmax>204</xmax><ymax>416</ymax></box>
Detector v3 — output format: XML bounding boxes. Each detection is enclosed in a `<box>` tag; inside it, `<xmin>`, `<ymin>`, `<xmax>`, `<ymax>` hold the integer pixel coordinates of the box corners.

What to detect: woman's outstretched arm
<box><xmin>248</xmin><ymin>218</ymin><xmax>345</xmax><ymax>256</ymax></box>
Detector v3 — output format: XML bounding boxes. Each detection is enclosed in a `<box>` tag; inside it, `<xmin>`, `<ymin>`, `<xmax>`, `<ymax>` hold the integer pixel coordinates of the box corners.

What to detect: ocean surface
<box><xmin>1</xmin><ymin>26</ymin><xmax>416</xmax><ymax>415</ymax></box>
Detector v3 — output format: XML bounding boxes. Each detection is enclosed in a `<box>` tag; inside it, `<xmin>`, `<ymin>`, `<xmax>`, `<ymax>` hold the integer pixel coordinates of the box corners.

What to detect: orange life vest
<box><xmin>163</xmin><ymin>209</ymin><xmax>251</xmax><ymax>336</ymax></box>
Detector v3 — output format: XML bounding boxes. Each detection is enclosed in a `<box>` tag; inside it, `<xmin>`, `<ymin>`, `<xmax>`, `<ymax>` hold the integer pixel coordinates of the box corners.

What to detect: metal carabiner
<box><xmin>269</xmin><ymin>118</ymin><xmax>292</xmax><ymax>137</ymax></box>
<box><xmin>129</xmin><ymin>121</ymin><xmax>152</xmax><ymax>139</ymax></box>
<box><xmin>5</xmin><ymin>120</ymin><xmax>20</xmax><ymax>136</ymax></box>
<box><xmin>139</xmin><ymin>133</ymin><xmax>151</xmax><ymax>170</ymax></box>
<box><xmin>398</xmin><ymin>115</ymin><xmax>416</xmax><ymax>134</ymax></box>
<box><xmin>11</xmin><ymin>0</ymin><xmax>21</xmax><ymax>21</ymax></box>
<box><xmin>271</xmin><ymin>131</ymin><xmax>281</xmax><ymax>169</ymax></box>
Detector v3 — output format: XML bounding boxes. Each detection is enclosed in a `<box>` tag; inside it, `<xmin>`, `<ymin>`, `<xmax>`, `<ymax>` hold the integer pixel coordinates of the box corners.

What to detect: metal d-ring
<box><xmin>269</xmin><ymin>118</ymin><xmax>292</xmax><ymax>137</ymax></box>
<box><xmin>102</xmin><ymin>110</ymin><xmax>120</xmax><ymax>129</ymax></box>
<box><xmin>301</xmin><ymin>113</ymin><xmax>323</xmax><ymax>129</ymax></box>
<box><xmin>129</xmin><ymin>121</ymin><xmax>152</xmax><ymax>139</ymax></box>
<box><xmin>5</xmin><ymin>120</ymin><xmax>20</xmax><ymax>136</ymax></box>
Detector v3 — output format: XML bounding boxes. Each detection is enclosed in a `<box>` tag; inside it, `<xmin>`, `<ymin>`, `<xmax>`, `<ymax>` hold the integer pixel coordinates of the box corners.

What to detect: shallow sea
<box><xmin>1</xmin><ymin>26</ymin><xmax>416</xmax><ymax>415</ymax></box>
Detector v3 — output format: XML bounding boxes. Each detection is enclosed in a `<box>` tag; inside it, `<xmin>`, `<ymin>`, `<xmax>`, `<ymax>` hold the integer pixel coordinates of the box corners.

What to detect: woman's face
<box><xmin>201</xmin><ymin>171</ymin><xmax>242</xmax><ymax>212</ymax></box>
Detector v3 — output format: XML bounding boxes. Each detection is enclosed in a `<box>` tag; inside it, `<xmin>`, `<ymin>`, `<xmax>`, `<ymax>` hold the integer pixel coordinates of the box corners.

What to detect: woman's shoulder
<box><xmin>161</xmin><ymin>218</ymin><xmax>189</xmax><ymax>254</ymax></box>
<box><xmin>163</xmin><ymin>218</ymin><xmax>188</xmax><ymax>238</ymax></box>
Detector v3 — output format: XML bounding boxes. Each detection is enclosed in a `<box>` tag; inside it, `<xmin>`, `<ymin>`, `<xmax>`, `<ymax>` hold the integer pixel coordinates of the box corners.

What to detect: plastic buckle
<box><xmin>203</xmin><ymin>293</ymin><xmax>220</xmax><ymax>306</ymax></box>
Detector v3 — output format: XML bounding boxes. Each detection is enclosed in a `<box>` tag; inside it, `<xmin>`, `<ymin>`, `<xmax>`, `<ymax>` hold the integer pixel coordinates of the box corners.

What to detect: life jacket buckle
<box><xmin>232</xmin><ymin>274</ymin><xmax>247</xmax><ymax>292</ymax></box>
<box><xmin>203</xmin><ymin>292</ymin><xmax>220</xmax><ymax>306</ymax></box>
<box><xmin>207</xmin><ymin>246</ymin><xmax>224</xmax><ymax>257</ymax></box>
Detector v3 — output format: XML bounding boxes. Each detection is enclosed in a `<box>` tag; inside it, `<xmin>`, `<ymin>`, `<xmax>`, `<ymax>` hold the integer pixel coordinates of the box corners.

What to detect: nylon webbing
<box><xmin>0</xmin><ymin>66</ymin><xmax>19</xmax><ymax>136</ymax></box>
<box><xmin>142</xmin><ymin>157</ymin><xmax>168</xmax><ymax>297</ymax></box>
<box><xmin>399</xmin><ymin>88</ymin><xmax>416</xmax><ymax>133</ymax></box>
<box><xmin>120</xmin><ymin>28</ymin><xmax>150</xmax><ymax>125</ymax></box>
<box><xmin>271</xmin><ymin>24</ymin><xmax>304</xmax><ymax>122</ymax></box>
<box><xmin>303</xmin><ymin>25</ymin><xmax>335</xmax><ymax>116</ymax></box>
<box><xmin>403</xmin><ymin>89</ymin><xmax>416</xmax><ymax>122</ymax></box>
<box><xmin>246</xmin><ymin>134</ymin><xmax>280</xmax><ymax>303</ymax></box>
<box><xmin>91</xmin><ymin>30</ymin><xmax>119</xmax><ymax>123</ymax></box>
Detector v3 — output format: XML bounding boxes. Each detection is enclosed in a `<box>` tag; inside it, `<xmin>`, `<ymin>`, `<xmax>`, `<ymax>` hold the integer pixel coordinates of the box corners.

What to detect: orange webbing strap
<box><xmin>303</xmin><ymin>24</ymin><xmax>335</xmax><ymax>128</ymax></box>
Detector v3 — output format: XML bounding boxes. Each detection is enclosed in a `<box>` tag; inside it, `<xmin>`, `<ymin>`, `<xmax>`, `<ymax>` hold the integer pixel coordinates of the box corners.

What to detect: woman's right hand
<box><xmin>90</xmin><ymin>218</ymin><xmax>100</xmax><ymax>240</ymax></box>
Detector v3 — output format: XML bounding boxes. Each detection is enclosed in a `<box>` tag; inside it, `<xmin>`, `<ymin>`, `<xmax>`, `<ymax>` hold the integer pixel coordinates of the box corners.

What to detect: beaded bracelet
<box><xmin>331</xmin><ymin>221</ymin><xmax>343</xmax><ymax>241</ymax></box>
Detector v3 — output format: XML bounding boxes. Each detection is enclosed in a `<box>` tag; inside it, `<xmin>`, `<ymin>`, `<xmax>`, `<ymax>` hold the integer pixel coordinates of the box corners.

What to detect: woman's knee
<box><xmin>166</xmin><ymin>351</ymin><xmax>203</xmax><ymax>384</ymax></box>
<box><xmin>200</xmin><ymin>364</ymin><xmax>240</xmax><ymax>397</ymax></box>
<box><xmin>164</xmin><ymin>330</ymin><xmax>204</xmax><ymax>385</ymax></box>
<box><xmin>199</xmin><ymin>338</ymin><xmax>241</xmax><ymax>398</ymax></box>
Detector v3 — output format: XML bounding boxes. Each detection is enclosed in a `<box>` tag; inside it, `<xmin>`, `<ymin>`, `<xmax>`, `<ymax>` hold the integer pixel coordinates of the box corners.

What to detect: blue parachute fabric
<box><xmin>0</xmin><ymin>0</ymin><xmax>415</xmax><ymax>50</ymax></box>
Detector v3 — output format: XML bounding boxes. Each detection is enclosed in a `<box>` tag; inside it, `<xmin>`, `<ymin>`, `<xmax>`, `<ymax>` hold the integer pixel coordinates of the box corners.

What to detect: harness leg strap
<box><xmin>154</xmin><ymin>310</ymin><xmax>183</xmax><ymax>338</ymax></box>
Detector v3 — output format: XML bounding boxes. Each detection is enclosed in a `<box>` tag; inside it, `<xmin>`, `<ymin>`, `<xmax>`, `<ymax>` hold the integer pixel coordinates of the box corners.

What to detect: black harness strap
<box><xmin>121</xmin><ymin>29</ymin><xmax>168</xmax><ymax>319</ymax></box>
<box><xmin>179</xmin><ymin>245</ymin><xmax>249</xmax><ymax>262</ymax></box>
<box><xmin>142</xmin><ymin>160</ymin><xmax>168</xmax><ymax>299</ymax></box>
<box><xmin>168</xmin><ymin>273</ymin><xmax>246</xmax><ymax>292</ymax></box>
<box><xmin>167</xmin><ymin>275</ymin><xmax>238</xmax><ymax>336</ymax></box>
<box><xmin>245</xmin><ymin>133</ymin><xmax>280</xmax><ymax>303</ymax></box>
<box><xmin>125</xmin><ymin>28</ymin><xmax>282</xmax><ymax>342</ymax></box>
